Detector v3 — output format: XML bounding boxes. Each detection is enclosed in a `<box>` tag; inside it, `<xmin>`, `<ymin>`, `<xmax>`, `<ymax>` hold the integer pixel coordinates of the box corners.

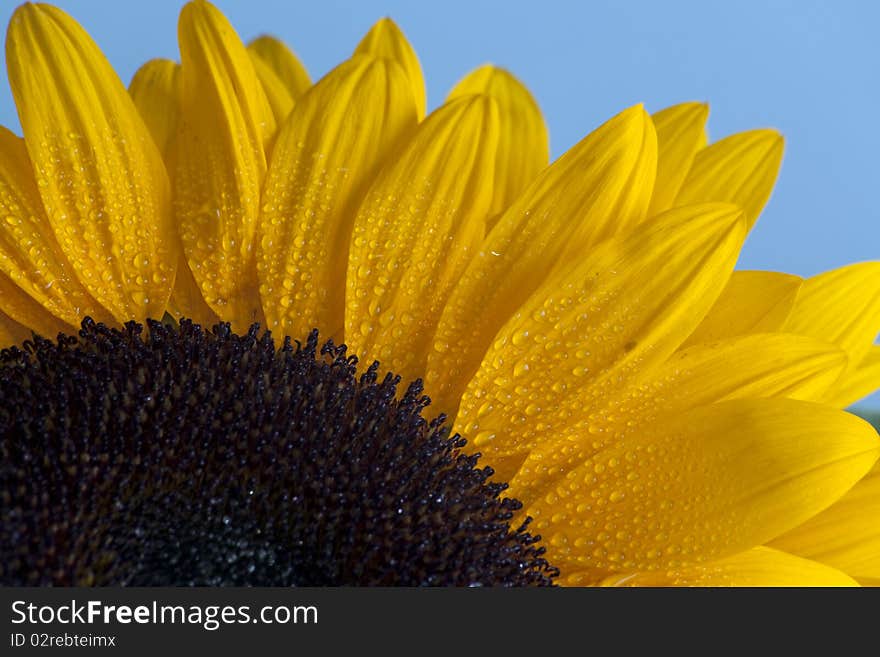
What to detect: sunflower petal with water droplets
<box><xmin>592</xmin><ymin>547</ymin><xmax>858</xmax><ymax>587</ymax></box>
<box><xmin>258</xmin><ymin>55</ymin><xmax>418</xmax><ymax>340</ymax></box>
<box><xmin>6</xmin><ymin>3</ymin><xmax>178</xmax><ymax>322</ymax></box>
<box><xmin>354</xmin><ymin>18</ymin><xmax>426</xmax><ymax>120</ymax></box>
<box><xmin>454</xmin><ymin>203</ymin><xmax>746</xmax><ymax>462</ymax></box>
<box><xmin>345</xmin><ymin>94</ymin><xmax>499</xmax><ymax>381</ymax></box>
<box><xmin>0</xmin><ymin>127</ymin><xmax>115</xmax><ymax>330</ymax></box>
<box><xmin>447</xmin><ymin>65</ymin><xmax>549</xmax><ymax>224</ymax></box>
<box><xmin>526</xmin><ymin>398</ymin><xmax>878</xmax><ymax>575</ymax></box>
<box><xmin>426</xmin><ymin>104</ymin><xmax>657</xmax><ymax>413</ymax></box>
<box><xmin>173</xmin><ymin>0</ymin><xmax>275</xmax><ymax>330</ymax></box>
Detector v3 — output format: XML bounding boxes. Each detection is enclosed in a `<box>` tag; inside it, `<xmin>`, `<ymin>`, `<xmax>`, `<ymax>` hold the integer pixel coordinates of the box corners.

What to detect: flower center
<box><xmin>0</xmin><ymin>319</ymin><xmax>557</xmax><ymax>586</ymax></box>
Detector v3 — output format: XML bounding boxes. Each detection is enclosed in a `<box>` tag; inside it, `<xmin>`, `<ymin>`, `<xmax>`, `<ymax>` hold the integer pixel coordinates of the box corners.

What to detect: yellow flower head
<box><xmin>2</xmin><ymin>1</ymin><xmax>880</xmax><ymax>586</ymax></box>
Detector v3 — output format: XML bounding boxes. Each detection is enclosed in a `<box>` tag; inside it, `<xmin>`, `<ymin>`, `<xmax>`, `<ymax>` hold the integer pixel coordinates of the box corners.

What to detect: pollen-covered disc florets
<box><xmin>0</xmin><ymin>319</ymin><xmax>557</xmax><ymax>586</ymax></box>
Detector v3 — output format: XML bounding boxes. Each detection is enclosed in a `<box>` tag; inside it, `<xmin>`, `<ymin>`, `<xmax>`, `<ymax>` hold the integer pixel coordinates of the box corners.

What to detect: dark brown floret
<box><xmin>0</xmin><ymin>318</ymin><xmax>557</xmax><ymax>586</ymax></box>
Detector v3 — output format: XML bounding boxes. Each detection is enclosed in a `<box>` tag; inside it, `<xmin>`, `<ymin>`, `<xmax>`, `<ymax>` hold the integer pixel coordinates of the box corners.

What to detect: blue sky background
<box><xmin>1</xmin><ymin>1</ymin><xmax>879</xmax><ymax>406</ymax></box>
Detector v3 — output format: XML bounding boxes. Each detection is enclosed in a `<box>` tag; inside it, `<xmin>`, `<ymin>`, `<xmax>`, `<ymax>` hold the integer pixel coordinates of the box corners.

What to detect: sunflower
<box><xmin>1</xmin><ymin>0</ymin><xmax>879</xmax><ymax>586</ymax></box>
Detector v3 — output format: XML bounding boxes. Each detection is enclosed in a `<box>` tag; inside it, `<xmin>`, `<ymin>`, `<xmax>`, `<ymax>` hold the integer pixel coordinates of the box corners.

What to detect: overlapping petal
<box><xmin>525</xmin><ymin>399</ymin><xmax>878</xmax><ymax>575</ymax></box>
<box><xmin>455</xmin><ymin>203</ymin><xmax>746</xmax><ymax>461</ymax></box>
<box><xmin>675</xmin><ymin>129</ymin><xmax>784</xmax><ymax>229</ymax></box>
<box><xmin>682</xmin><ymin>270</ymin><xmax>802</xmax><ymax>348</ymax></box>
<box><xmin>642</xmin><ymin>334</ymin><xmax>846</xmax><ymax>406</ymax></box>
<box><xmin>0</xmin><ymin>307</ymin><xmax>32</xmax><ymax>347</ymax></box>
<box><xmin>173</xmin><ymin>0</ymin><xmax>274</xmax><ymax>330</ymax></box>
<box><xmin>128</xmin><ymin>58</ymin><xmax>181</xmax><ymax>158</ymax></box>
<box><xmin>649</xmin><ymin>101</ymin><xmax>708</xmax><ymax>216</ymax></box>
<box><xmin>427</xmin><ymin>105</ymin><xmax>657</xmax><ymax>412</ymax></box>
<box><xmin>248</xmin><ymin>35</ymin><xmax>310</xmax><ymax>99</ymax></box>
<box><xmin>128</xmin><ymin>56</ymin><xmax>216</xmax><ymax>323</ymax></box>
<box><xmin>784</xmin><ymin>262</ymin><xmax>880</xmax><ymax>396</ymax></box>
<box><xmin>0</xmin><ymin>127</ymin><xmax>114</xmax><ymax>331</ymax></box>
<box><xmin>258</xmin><ymin>55</ymin><xmax>418</xmax><ymax>340</ymax></box>
<box><xmin>346</xmin><ymin>95</ymin><xmax>498</xmax><ymax>379</ymax></box>
<box><xmin>508</xmin><ymin>333</ymin><xmax>848</xmax><ymax>504</ymax></box>
<box><xmin>0</xmin><ymin>271</ymin><xmax>69</xmax><ymax>340</ymax></box>
<box><xmin>354</xmin><ymin>18</ymin><xmax>426</xmax><ymax>120</ymax></box>
<box><xmin>345</xmin><ymin>95</ymin><xmax>499</xmax><ymax>378</ymax></box>
<box><xmin>248</xmin><ymin>52</ymin><xmax>294</xmax><ymax>126</ymax></box>
<box><xmin>590</xmin><ymin>547</ymin><xmax>858</xmax><ymax>587</ymax></box>
<box><xmin>6</xmin><ymin>3</ymin><xmax>177</xmax><ymax>323</ymax></box>
<box><xmin>447</xmin><ymin>65</ymin><xmax>549</xmax><ymax>224</ymax></box>
<box><xmin>825</xmin><ymin>346</ymin><xmax>880</xmax><ymax>408</ymax></box>
<box><xmin>770</xmin><ymin>462</ymin><xmax>880</xmax><ymax>582</ymax></box>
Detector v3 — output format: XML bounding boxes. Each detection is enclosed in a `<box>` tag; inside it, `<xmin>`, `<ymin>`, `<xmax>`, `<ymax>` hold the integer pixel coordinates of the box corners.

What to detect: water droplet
<box><xmin>132</xmin><ymin>253</ymin><xmax>150</xmax><ymax>268</ymax></box>
<box><xmin>473</xmin><ymin>430</ymin><xmax>496</xmax><ymax>446</ymax></box>
<box><xmin>511</xmin><ymin>330</ymin><xmax>529</xmax><ymax>346</ymax></box>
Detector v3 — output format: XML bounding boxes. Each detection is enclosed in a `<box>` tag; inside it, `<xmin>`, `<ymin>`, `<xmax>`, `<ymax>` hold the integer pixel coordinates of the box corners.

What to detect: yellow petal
<box><xmin>447</xmin><ymin>65</ymin><xmax>549</xmax><ymax>224</ymax></box>
<box><xmin>127</xmin><ymin>58</ymin><xmax>215</xmax><ymax>324</ymax></box>
<box><xmin>509</xmin><ymin>333</ymin><xmax>847</xmax><ymax>505</ymax></box>
<box><xmin>592</xmin><ymin>548</ymin><xmax>858</xmax><ymax>587</ymax></box>
<box><xmin>163</xmin><ymin>256</ymin><xmax>219</xmax><ymax>325</ymax></box>
<box><xmin>0</xmin><ymin>271</ymin><xmax>69</xmax><ymax>339</ymax></box>
<box><xmin>674</xmin><ymin>129</ymin><xmax>784</xmax><ymax>229</ymax></box>
<box><xmin>525</xmin><ymin>398</ymin><xmax>878</xmax><ymax>574</ymax></box>
<box><xmin>770</xmin><ymin>462</ymin><xmax>880</xmax><ymax>581</ymax></box>
<box><xmin>455</xmin><ymin>203</ymin><xmax>746</xmax><ymax>461</ymax></box>
<box><xmin>248</xmin><ymin>35</ymin><xmax>310</xmax><ymax>98</ymax></box>
<box><xmin>0</xmin><ymin>307</ymin><xmax>33</xmax><ymax>347</ymax></box>
<box><xmin>647</xmin><ymin>333</ymin><xmax>847</xmax><ymax>407</ymax></box>
<box><xmin>174</xmin><ymin>0</ymin><xmax>274</xmax><ymax>330</ymax></box>
<box><xmin>0</xmin><ymin>126</ymin><xmax>114</xmax><ymax>330</ymax></box>
<box><xmin>426</xmin><ymin>105</ymin><xmax>657</xmax><ymax>413</ymax></box>
<box><xmin>353</xmin><ymin>18</ymin><xmax>426</xmax><ymax>120</ymax></box>
<box><xmin>648</xmin><ymin>102</ymin><xmax>709</xmax><ymax>216</ymax></box>
<box><xmin>128</xmin><ymin>58</ymin><xmax>181</xmax><ymax>158</ymax></box>
<box><xmin>681</xmin><ymin>270</ymin><xmax>802</xmax><ymax>348</ymax></box>
<box><xmin>6</xmin><ymin>3</ymin><xmax>177</xmax><ymax>323</ymax></box>
<box><xmin>248</xmin><ymin>50</ymin><xmax>294</xmax><ymax>127</ymax></box>
<box><xmin>784</xmin><ymin>262</ymin><xmax>880</xmax><ymax>382</ymax></box>
<box><xmin>258</xmin><ymin>55</ymin><xmax>418</xmax><ymax>340</ymax></box>
<box><xmin>345</xmin><ymin>95</ymin><xmax>499</xmax><ymax>380</ymax></box>
<box><xmin>824</xmin><ymin>345</ymin><xmax>880</xmax><ymax>408</ymax></box>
